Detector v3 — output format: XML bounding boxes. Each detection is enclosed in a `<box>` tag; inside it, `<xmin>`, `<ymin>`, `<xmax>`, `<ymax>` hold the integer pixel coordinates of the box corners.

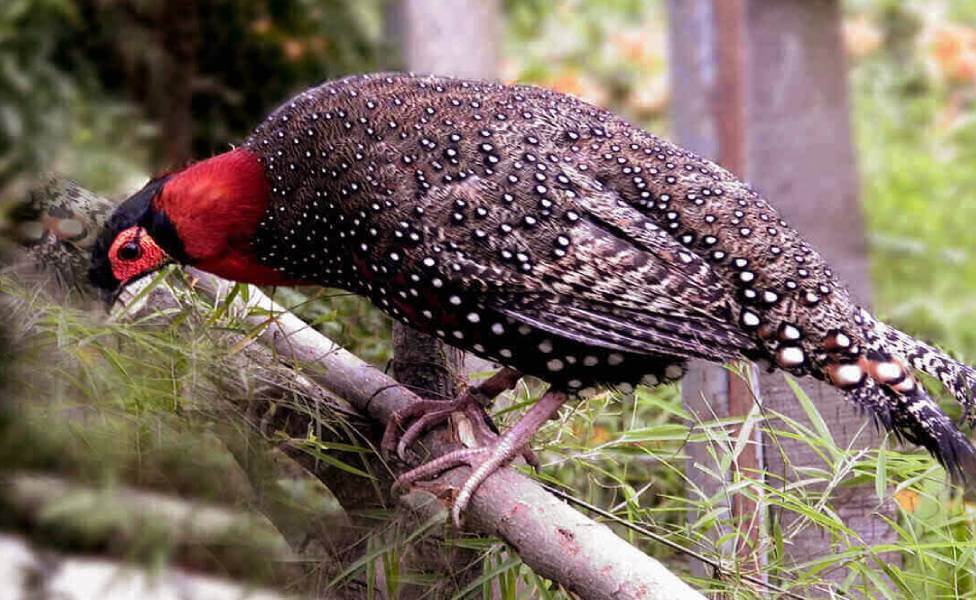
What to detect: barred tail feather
<box><xmin>850</xmin><ymin>312</ymin><xmax>976</xmax><ymax>481</ymax></box>
<box><xmin>877</xmin><ymin>320</ymin><xmax>976</xmax><ymax>425</ymax></box>
<box><xmin>891</xmin><ymin>387</ymin><xmax>976</xmax><ymax>483</ymax></box>
<box><xmin>847</xmin><ymin>377</ymin><xmax>976</xmax><ymax>482</ymax></box>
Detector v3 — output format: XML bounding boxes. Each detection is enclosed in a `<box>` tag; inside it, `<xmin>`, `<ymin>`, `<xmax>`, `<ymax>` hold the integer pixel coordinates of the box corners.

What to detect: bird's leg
<box><xmin>394</xmin><ymin>389</ymin><xmax>567</xmax><ymax>527</ymax></box>
<box><xmin>381</xmin><ymin>367</ymin><xmax>523</xmax><ymax>460</ymax></box>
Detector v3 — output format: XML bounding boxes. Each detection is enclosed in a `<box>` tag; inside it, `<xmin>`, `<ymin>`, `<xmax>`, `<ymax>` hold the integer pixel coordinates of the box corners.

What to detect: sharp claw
<box><xmin>385</xmin><ymin>372</ymin><xmax>520</xmax><ymax>459</ymax></box>
<box><xmin>381</xmin><ymin>420</ymin><xmax>401</xmax><ymax>459</ymax></box>
<box><xmin>382</xmin><ymin>404</ymin><xmax>424</xmax><ymax>458</ymax></box>
<box><xmin>391</xmin><ymin>444</ymin><xmax>500</xmax><ymax>529</ymax></box>
<box><xmin>396</xmin><ymin>439</ymin><xmax>412</xmax><ymax>463</ymax></box>
<box><xmin>522</xmin><ymin>447</ymin><xmax>541</xmax><ymax>472</ymax></box>
<box><xmin>391</xmin><ymin>440</ymin><xmax>521</xmax><ymax>529</ymax></box>
<box><xmin>387</xmin><ymin>371</ymin><xmax>535</xmax><ymax>526</ymax></box>
<box><xmin>451</xmin><ymin>499</ymin><xmax>465</xmax><ymax>528</ymax></box>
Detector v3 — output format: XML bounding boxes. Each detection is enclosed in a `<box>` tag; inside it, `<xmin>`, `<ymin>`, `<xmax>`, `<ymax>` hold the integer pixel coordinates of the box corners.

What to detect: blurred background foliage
<box><xmin>1</xmin><ymin>0</ymin><xmax>975</xmax><ymax>598</ymax></box>
<box><xmin>0</xmin><ymin>0</ymin><xmax>385</xmax><ymax>194</ymax></box>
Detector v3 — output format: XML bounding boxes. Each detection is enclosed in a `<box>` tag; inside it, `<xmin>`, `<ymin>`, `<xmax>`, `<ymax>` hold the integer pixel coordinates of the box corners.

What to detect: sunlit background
<box><xmin>0</xmin><ymin>0</ymin><xmax>974</xmax><ymax>598</ymax></box>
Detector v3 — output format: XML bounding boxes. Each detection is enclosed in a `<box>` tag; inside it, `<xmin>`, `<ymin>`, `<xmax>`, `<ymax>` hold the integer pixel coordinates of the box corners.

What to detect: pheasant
<box><xmin>89</xmin><ymin>73</ymin><xmax>976</xmax><ymax>525</ymax></box>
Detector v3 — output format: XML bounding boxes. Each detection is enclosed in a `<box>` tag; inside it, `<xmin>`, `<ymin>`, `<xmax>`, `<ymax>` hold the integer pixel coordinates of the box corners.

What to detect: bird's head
<box><xmin>89</xmin><ymin>148</ymin><xmax>297</xmax><ymax>305</ymax></box>
<box><xmin>89</xmin><ymin>174</ymin><xmax>180</xmax><ymax>304</ymax></box>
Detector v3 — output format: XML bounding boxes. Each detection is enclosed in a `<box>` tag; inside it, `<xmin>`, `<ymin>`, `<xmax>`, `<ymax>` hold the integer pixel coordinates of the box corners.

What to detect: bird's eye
<box><xmin>118</xmin><ymin>241</ymin><xmax>142</xmax><ymax>261</ymax></box>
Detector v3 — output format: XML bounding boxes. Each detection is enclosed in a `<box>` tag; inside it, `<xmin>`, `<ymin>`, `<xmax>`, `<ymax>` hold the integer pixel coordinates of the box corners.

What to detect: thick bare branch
<box><xmin>1</xmin><ymin>472</ymin><xmax>295</xmax><ymax>561</ymax></box>
<box><xmin>0</xmin><ymin>533</ymin><xmax>295</xmax><ymax>600</ymax></box>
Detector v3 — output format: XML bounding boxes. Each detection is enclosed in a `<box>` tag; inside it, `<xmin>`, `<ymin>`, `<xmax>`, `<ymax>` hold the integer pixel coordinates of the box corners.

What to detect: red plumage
<box><xmin>153</xmin><ymin>148</ymin><xmax>298</xmax><ymax>285</ymax></box>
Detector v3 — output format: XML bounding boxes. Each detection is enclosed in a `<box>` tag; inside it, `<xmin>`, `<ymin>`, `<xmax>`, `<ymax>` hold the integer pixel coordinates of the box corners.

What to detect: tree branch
<box><xmin>0</xmin><ymin>472</ymin><xmax>298</xmax><ymax>574</ymax></box>
<box><xmin>17</xmin><ymin>176</ymin><xmax>706</xmax><ymax>600</ymax></box>
<box><xmin>0</xmin><ymin>533</ymin><xmax>297</xmax><ymax>600</ymax></box>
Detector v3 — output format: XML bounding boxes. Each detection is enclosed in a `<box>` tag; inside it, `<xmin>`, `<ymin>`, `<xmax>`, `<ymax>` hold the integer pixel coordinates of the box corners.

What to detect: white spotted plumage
<box><xmin>240</xmin><ymin>72</ymin><xmax>976</xmax><ymax>478</ymax></box>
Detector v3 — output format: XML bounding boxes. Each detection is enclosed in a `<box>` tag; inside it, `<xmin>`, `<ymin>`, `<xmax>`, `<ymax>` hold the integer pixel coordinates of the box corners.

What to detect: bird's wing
<box><xmin>407</xmin><ymin>175</ymin><xmax>754</xmax><ymax>363</ymax></box>
<box><xmin>493</xmin><ymin>293</ymin><xmax>749</xmax><ymax>361</ymax></box>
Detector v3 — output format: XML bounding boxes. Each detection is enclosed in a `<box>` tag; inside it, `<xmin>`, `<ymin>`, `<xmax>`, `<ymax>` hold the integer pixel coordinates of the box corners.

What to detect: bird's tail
<box><xmin>843</xmin><ymin>310</ymin><xmax>976</xmax><ymax>481</ymax></box>
<box><xmin>846</xmin><ymin>376</ymin><xmax>976</xmax><ymax>481</ymax></box>
<box><xmin>876</xmin><ymin>319</ymin><xmax>976</xmax><ymax>424</ymax></box>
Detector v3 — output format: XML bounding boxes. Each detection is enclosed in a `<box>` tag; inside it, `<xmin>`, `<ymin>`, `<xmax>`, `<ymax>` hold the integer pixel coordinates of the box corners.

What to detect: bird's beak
<box><xmin>98</xmin><ymin>285</ymin><xmax>124</xmax><ymax>309</ymax></box>
<box><xmin>97</xmin><ymin>265</ymin><xmax>169</xmax><ymax>310</ymax></box>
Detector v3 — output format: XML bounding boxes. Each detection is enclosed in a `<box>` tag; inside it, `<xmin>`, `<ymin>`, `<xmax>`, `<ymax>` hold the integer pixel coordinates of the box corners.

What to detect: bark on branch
<box><xmin>0</xmin><ymin>472</ymin><xmax>297</xmax><ymax>572</ymax></box>
<box><xmin>0</xmin><ymin>533</ymin><xmax>294</xmax><ymax>600</ymax></box>
<box><xmin>15</xmin><ymin>176</ymin><xmax>706</xmax><ymax>600</ymax></box>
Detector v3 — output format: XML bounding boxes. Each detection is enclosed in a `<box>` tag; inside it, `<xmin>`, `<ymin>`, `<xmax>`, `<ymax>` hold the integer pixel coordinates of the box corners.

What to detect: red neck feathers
<box><xmin>154</xmin><ymin>148</ymin><xmax>301</xmax><ymax>286</ymax></box>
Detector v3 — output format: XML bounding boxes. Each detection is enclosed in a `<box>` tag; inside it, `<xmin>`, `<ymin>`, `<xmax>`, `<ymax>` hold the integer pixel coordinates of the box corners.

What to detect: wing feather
<box><xmin>406</xmin><ymin>175</ymin><xmax>755</xmax><ymax>363</ymax></box>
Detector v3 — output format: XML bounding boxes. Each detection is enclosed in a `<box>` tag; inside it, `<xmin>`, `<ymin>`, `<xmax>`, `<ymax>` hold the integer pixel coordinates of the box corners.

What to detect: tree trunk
<box><xmin>392</xmin><ymin>0</ymin><xmax>501</xmax><ymax>79</ymax></box>
<box><xmin>386</xmin><ymin>1</ymin><xmax>502</xmax><ymax>595</ymax></box>
<box><xmin>387</xmin><ymin>0</ymin><xmax>502</xmax><ymax>424</ymax></box>
<box><xmin>669</xmin><ymin>0</ymin><xmax>898</xmax><ymax>590</ymax></box>
<box><xmin>157</xmin><ymin>0</ymin><xmax>200</xmax><ymax>166</ymax></box>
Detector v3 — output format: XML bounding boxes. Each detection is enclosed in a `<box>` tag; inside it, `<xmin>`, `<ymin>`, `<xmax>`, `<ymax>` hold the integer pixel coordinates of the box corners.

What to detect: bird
<box><xmin>89</xmin><ymin>72</ymin><xmax>976</xmax><ymax>525</ymax></box>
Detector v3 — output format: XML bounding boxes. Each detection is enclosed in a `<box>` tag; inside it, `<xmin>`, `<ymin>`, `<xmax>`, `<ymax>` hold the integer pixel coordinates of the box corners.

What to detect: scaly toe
<box><xmin>382</xmin><ymin>398</ymin><xmax>469</xmax><ymax>459</ymax></box>
<box><xmin>382</xmin><ymin>402</ymin><xmax>431</xmax><ymax>456</ymax></box>
<box><xmin>392</xmin><ymin>447</ymin><xmax>488</xmax><ymax>493</ymax></box>
<box><xmin>396</xmin><ymin>407</ymin><xmax>456</xmax><ymax>460</ymax></box>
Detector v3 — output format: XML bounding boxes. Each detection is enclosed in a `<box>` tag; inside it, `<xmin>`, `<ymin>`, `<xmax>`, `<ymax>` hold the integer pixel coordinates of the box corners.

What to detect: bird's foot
<box><xmin>381</xmin><ymin>367</ymin><xmax>523</xmax><ymax>461</ymax></box>
<box><xmin>394</xmin><ymin>446</ymin><xmax>493</xmax><ymax>527</ymax></box>
<box><xmin>393</xmin><ymin>390</ymin><xmax>567</xmax><ymax>527</ymax></box>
